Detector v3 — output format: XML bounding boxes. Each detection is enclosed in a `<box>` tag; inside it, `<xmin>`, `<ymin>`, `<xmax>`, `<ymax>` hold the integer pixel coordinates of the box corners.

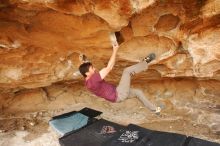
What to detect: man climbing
<box><xmin>79</xmin><ymin>33</ymin><xmax>161</xmax><ymax>114</ymax></box>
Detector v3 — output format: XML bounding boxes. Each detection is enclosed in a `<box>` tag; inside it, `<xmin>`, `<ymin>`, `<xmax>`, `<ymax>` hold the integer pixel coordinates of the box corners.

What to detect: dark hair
<box><xmin>79</xmin><ymin>62</ymin><xmax>92</xmax><ymax>77</ymax></box>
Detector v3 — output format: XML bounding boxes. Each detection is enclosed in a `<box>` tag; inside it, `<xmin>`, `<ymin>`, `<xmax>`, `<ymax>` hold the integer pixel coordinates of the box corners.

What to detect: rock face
<box><xmin>0</xmin><ymin>0</ymin><xmax>220</xmax><ymax>144</ymax></box>
<box><xmin>0</xmin><ymin>0</ymin><xmax>219</xmax><ymax>88</ymax></box>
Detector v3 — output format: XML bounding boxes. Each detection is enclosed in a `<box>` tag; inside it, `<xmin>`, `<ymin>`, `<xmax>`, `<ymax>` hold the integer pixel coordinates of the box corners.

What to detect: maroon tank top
<box><xmin>85</xmin><ymin>72</ymin><xmax>117</xmax><ymax>102</ymax></box>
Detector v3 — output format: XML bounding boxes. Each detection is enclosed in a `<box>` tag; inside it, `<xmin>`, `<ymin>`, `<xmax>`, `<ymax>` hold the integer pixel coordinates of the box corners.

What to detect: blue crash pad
<box><xmin>49</xmin><ymin>112</ymin><xmax>89</xmax><ymax>136</ymax></box>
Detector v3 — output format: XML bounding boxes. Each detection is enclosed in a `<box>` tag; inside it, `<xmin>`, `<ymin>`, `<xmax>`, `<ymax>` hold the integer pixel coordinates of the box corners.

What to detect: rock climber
<box><xmin>78</xmin><ymin>33</ymin><xmax>161</xmax><ymax>114</ymax></box>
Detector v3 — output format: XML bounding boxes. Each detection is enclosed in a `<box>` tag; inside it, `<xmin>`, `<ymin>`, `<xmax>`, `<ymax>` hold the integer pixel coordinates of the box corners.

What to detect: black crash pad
<box><xmin>52</xmin><ymin>107</ymin><xmax>102</xmax><ymax>120</ymax></box>
<box><xmin>59</xmin><ymin>119</ymin><xmax>126</xmax><ymax>146</ymax></box>
<box><xmin>187</xmin><ymin>137</ymin><xmax>220</xmax><ymax>146</ymax></box>
<box><xmin>78</xmin><ymin>107</ymin><xmax>103</xmax><ymax>118</ymax></box>
<box><xmin>51</xmin><ymin>108</ymin><xmax>220</xmax><ymax>146</ymax></box>
<box><xmin>103</xmin><ymin>124</ymin><xmax>187</xmax><ymax>146</ymax></box>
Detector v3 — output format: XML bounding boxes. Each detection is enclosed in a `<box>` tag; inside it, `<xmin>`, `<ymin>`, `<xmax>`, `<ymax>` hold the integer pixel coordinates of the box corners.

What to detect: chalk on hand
<box><xmin>109</xmin><ymin>32</ymin><xmax>119</xmax><ymax>48</ymax></box>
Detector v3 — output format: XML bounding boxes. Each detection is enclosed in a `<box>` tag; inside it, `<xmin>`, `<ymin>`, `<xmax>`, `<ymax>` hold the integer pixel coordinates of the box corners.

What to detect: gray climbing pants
<box><xmin>116</xmin><ymin>61</ymin><xmax>157</xmax><ymax>111</ymax></box>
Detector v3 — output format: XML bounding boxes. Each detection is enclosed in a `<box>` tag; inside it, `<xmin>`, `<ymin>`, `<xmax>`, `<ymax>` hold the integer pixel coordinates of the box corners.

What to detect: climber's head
<box><xmin>79</xmin><ymin>62</ymin><xmax>95</xmax><ymax>78</ymax></box>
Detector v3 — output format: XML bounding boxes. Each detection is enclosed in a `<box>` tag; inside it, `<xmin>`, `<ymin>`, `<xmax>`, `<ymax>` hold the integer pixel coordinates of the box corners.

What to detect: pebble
<box><xmin>39</xmin><ymin>112</ymin><xmax>43</xmax><ymax>116</ymax></box>
<box><xmin>29</xmin><ymin>122</ymin><xmax>36</xmax><ymax>126</ymax></box>
<box><xmin>193</xmin><ymin>123</ymin><xmax>197</xmax><ymax>127</ymax></box>
<box><xmin>0</xmin><ymin>130</ymin><xmax>5</xmax><ymax>133</ymax></box>
<box><xmin>21</xmin><ymin>126</ymin><xmax>25</xmax><ymax>131</ymax></box>
<box><xmin>33</xmin><ymin>113</ymin><xmax>38</xmax><ymax>118</ymax></box>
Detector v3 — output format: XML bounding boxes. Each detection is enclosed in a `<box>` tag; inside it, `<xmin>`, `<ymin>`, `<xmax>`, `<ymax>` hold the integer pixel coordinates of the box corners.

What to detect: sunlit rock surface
<box><xmin>0</xmin><ymin>0</ymin><xmax>220</xmax><ymax>145</ymax></box>
<box><xmin>0</xmin><ymin>0</ymin><xmax>219</xmax><ymax>88</ymax></box>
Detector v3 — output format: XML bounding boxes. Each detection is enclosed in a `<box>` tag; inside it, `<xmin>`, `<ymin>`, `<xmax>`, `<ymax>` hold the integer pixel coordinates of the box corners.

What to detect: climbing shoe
<box><xmin>144</xmin><ymin>53</ymin><xmax>156</xmax><ymax>63</ymax></box>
